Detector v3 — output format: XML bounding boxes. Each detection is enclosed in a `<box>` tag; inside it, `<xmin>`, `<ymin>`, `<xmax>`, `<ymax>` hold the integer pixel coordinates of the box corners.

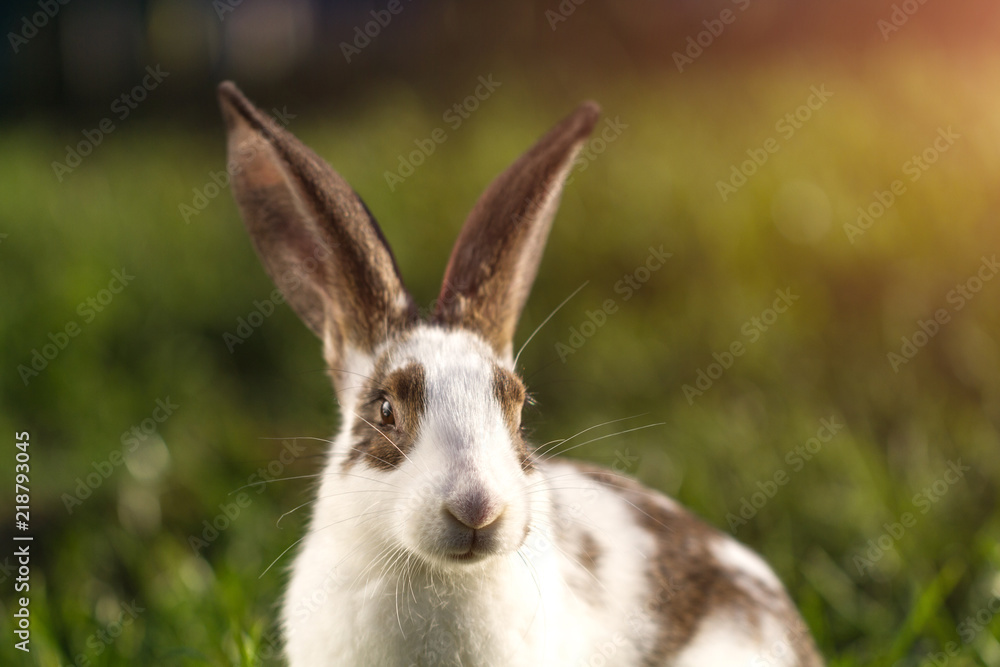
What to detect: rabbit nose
<box><xmin>443</xmin><ymin>495</ymin><xmax>505</xmax><ymax>531</ymax></box>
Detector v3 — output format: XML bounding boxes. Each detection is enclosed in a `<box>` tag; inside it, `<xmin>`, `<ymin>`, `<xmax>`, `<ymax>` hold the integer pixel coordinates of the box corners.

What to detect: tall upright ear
<box><xmin>218</xmin><ymin>81</ymin><xmax>416</xmax><ymax>380</ymax></box>
<box><xmin>432</xmin><ymin>102</ymin><xmax>600</xmax><ymax>361</ymax></box>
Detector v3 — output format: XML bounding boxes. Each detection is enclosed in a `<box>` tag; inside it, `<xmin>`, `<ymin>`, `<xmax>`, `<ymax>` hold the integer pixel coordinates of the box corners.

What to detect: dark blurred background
<box><xmin>2</xmin><ymin>0</ymin><xmax>1000</xmax><ymax>665</ymax></box>
<box><xmin>3</xmin><ymin>0</ymin><xmax>1000</xmax><ymax>117</ymax></box>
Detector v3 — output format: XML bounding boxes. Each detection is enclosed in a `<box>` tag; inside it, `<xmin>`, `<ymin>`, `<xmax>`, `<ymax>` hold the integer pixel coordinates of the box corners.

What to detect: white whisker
<box><xmin>532</xmin><ymin>413</ymin><xmax>648</xmax><ymax>460</ymax></box>
<box><xmin>514</xmin><ymin>280</ymin><xmax>589</xmax><ymax>369</ymax></box>
<box><xmin>540</xmin><ymin>422</ymin><xmax>665</xmax><ymax>461</ymax></box>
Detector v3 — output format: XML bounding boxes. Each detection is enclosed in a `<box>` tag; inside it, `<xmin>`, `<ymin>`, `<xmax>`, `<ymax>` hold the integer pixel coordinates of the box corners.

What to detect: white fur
<box><xmin>674</xmin><ymin>611</ymin><xmax>798</xmax><ymax>667</ymax></box>
<box><xmin>710</xmin><ymin>536</ymin><xmax>785</xmax><ymax>594</ymax></box>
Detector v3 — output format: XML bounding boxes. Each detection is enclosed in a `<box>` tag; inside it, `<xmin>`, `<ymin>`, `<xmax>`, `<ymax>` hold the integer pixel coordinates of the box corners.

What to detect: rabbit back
<box><xmin>540</xmin><ymin>459</ymin><xmax>823</xmax><ymax>666</ymax></box>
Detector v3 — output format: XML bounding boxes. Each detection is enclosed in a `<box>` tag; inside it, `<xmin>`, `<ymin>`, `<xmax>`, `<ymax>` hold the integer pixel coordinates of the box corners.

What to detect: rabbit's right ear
<box><xmin>218</xmin><ymin>82</ymin><xmax>416</xmax><ymax>380</ymax></box>
<box><xmin>432</xmin><ymin>102</ymin><xmax>599</xmax><ymax>362</ymax></box>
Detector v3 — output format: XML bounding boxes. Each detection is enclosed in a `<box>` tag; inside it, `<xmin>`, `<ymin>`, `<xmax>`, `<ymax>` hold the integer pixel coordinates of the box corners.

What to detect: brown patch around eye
<box><xmin>344</xmin><ymin>362</ymin><xmax>425</xmax><ymax>471</ymax></box>
<box><xmin>383</xmin><ymin>363</ymin><xmax>426</xmax><ymax>420</ymax></box>
<box><xmin>492</xmin><ymin>365</ymin><xmax>533</xmax><ymax>472</ymax></box>
<box><xmin>579</xmin><ymin>531</ymin><xmax>602</xmax><ymax>576</ymax></box>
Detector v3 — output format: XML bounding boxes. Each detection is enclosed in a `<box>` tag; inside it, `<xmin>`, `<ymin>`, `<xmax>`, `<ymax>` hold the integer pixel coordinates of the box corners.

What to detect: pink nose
<box><xmin>443</xmin><ymin>495</ymin><xmax>505</xmax><ymax>531</ymax></box>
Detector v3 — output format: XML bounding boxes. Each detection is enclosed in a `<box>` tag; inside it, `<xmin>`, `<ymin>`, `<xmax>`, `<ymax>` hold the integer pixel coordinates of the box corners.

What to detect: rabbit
<box><xmin>217</xmin><ymin>80</ymin><xmax>824</xmax><ymax>667</ymax></box>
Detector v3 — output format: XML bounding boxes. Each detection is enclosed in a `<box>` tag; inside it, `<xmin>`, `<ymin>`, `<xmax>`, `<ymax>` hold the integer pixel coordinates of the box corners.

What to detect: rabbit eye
<box><xmin>379</xmin><ymin>399</ymin><xmax>395</xmax><ymax>427</ymax></box>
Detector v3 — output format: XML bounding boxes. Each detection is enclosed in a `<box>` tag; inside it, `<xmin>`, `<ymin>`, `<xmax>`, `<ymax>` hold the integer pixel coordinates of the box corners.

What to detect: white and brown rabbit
<box><xmin>218</xmin><ymin>81</ymin><xmax>824</xmax><ymax>667</ymax></box>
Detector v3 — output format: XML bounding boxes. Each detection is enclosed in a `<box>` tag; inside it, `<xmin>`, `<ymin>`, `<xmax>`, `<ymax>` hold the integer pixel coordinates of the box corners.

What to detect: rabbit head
<box><xmin>218</xmin><ymin>82</ymin><xmax>599</xmax><ymax>569</ymax></box>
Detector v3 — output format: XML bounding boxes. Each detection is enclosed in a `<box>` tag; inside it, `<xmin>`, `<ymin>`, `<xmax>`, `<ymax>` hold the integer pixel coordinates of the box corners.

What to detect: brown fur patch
<box><xmin>343</xmin><ymin>362</ymin><xmax>426</xmax><ymax>471</ymax></box>
<box><xmin>579</xmin><ymin>531</ymin><xmax>602</xmax><ymax>577</ymax></box>
<box><xmin>492</xmin><ymin>365</ymin><xmax>534</xmax><ymax>472</ymax></box>
<box><xmin>546</xmin><ymin>500</ymin><xmax>604</xmax><ymax>607</ymax></box>
<box><xmin>568</xmin><ymin>462</ymin><xmax>821</xmax><ymax>664</ymax></box>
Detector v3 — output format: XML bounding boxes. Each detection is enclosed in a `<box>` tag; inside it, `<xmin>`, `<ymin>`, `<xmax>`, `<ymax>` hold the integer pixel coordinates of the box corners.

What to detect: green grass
<box><xmin>2</xmin><ymin>50</ymin><xmax>1000</xmax><ymax>665</ymax></box>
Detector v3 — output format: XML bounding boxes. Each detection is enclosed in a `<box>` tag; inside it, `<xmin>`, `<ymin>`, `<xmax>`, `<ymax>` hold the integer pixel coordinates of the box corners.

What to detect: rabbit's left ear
<box><xmin>218</xmin><ymin>82</ymin><xmax>416</xmax><ymax>385</ymax></box>
<box><xmin>433</xmin><ymin>102</ymin><xmax>600</xmax><ymax>362</ymax></box>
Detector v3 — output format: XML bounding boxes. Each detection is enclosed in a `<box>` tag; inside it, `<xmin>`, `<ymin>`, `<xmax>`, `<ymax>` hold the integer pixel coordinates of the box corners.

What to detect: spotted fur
<box><xmin>574</xmin><ymin>463</ymin><xmax>816</xmax><ymax>662</ymax></box>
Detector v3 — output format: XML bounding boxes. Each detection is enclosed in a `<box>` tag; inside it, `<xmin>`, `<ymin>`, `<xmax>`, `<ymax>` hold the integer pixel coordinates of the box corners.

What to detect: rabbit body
<box><xmin>279</xmin><ymin>328</ymin><xmax>818</xmax><ymax>667</ymax></box>
<box><xmin>217</xmin><ymin>82</ymin><xmax>824</xmax><ymax>666</ymax></box>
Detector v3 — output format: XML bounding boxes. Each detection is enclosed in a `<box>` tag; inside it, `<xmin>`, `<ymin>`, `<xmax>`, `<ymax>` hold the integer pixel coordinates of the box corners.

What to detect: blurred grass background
<box><xmin>2</xmin><ymin>0</ymin><xmax>1000</xmax><ymax>665</ymax></box>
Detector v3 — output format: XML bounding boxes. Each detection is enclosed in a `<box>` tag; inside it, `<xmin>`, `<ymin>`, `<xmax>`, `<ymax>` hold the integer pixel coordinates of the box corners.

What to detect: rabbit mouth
<box><xmin>440</xmin><ymin>527</ymin><xmax>504</xmax><ymax>563</ymax></box>
<box><xmin>430</xmin><ymin>519</ymin><xmax>528</xmax><ymax>565</ymax></box>
<box><xmin>410</xmin><ymin>506</ymin><xmax>531</xmax><ymax>566</ymax></box>
<box><xmin>445</xmin><ymin>549</ymin><xmax>484</xmax><ymax>563</ymax></box>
